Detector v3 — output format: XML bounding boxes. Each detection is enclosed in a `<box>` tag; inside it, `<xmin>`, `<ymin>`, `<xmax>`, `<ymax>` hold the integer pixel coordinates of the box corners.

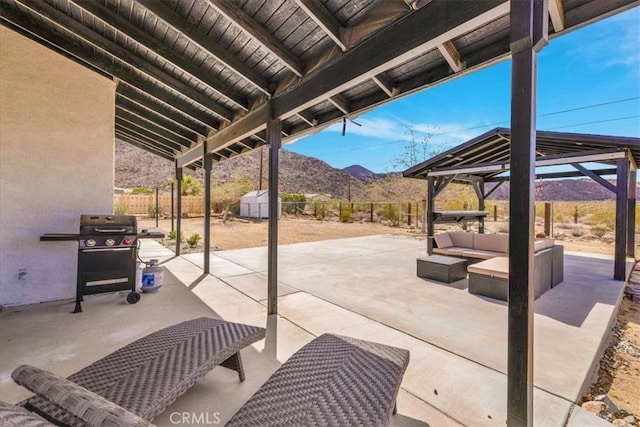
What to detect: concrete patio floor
<box><xmin>0</xmin><ymin>235</ymin><xmax>632</xmax><ymax>426</ymax></box>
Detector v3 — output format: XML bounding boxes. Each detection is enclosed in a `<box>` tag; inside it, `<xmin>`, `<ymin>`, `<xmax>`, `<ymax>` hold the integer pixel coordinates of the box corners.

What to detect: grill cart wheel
<box><xmin>126</xmin><ymin>291</ymin><xmax>141</xmax><ymax>304</ymax></box>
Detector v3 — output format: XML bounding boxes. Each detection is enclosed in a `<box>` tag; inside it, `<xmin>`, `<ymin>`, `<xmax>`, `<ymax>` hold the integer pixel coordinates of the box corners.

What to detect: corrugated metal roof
<box><xmin>1</xmin><ymin>0</ymin><xmax>637</xmax><ymax>168</ymax></box>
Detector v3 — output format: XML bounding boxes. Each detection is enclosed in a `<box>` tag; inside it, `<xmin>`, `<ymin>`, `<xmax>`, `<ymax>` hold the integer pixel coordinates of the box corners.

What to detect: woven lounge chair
<box><xmin>11</xmin><ymin>317</ymin><xmax>265</xmax><ymax>426</ymax></box>
<box><xmin>227</xmin><ymin>333</ymin><xmax>410</xmax><ymax>427</ymax></box>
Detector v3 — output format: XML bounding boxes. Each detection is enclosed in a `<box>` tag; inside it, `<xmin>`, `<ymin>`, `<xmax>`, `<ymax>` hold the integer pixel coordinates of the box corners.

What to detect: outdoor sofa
<box><xmin>432</xmin><ymin>231</ymin><xmax>564</xmax><ymax>300</ymax></box>
<box><xmin>2</xmin><ymin>322</ymin><xmax>410</xmax><ymax>427</ymax></box>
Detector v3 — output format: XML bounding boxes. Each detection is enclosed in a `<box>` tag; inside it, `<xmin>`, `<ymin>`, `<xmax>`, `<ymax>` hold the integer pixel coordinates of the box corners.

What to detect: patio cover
<box><xmin>2</xmin><ymin>1</ymin><xmax>639</xmax><ymax>425</ymax></box>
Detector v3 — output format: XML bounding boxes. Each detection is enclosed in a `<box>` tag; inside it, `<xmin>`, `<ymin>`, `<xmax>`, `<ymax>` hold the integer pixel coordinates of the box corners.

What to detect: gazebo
<box><xmin>404</xmin><ymin>127</ymin><xmax>640</xmax><ymax>281</ymax></box>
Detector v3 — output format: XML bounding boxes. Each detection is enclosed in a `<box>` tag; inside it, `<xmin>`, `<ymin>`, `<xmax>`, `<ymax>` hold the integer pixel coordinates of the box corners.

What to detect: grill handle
<box><xmin>94</xmin><ymin>228</ymin><xmax>127</xmax><ymax>233</ymax></box>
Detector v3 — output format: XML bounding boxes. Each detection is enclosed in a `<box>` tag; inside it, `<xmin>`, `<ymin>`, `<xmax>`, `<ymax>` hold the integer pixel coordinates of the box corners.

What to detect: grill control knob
<box><xmin>123</xmin><ymin>237</ymin><xmax>133</xmax><ymax>246</ymax></box>
<box><xmin>86</xmin><ymin>239</ymin><xmax>96</xmax><ymax>247</ymax></box>
<box><xmin>105</xmin><ymin>239</ymin><xmax>115</xmax><ymax>246</ymax></box>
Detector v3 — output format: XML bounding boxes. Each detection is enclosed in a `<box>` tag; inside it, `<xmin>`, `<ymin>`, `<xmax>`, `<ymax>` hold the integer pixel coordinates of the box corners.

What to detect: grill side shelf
<box><xmin>40</xmin><ymin>233</ymin><xmax>80</xmax><ymax>241</ymax></box>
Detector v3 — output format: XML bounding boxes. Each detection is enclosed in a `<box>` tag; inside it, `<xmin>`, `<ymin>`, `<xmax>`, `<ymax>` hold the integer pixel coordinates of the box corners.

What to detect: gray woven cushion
<box><xmin>12</xmin><ymin>365</ymin><xmax>154</xmax><ymax>427</ymax></box>
<box><xmin>227</xmin><ymin>333</ymin><xmax>409</xmax><ymax>427</ymax></box>
<box><xmin>0</xmin><ymin>401</ymin><xmax>52</xmax><ymax>427</ymax></box>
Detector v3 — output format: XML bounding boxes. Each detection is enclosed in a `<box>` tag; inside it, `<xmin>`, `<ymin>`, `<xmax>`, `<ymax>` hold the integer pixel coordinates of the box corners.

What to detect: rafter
<box><xmin>328</xmin><ymin>95</ymin><xmax>350</xmax><ymax>115</ymax></box>
<box><xmin>371</xmin><ymin>73</ymin><xmax>396</xmax><ymax>97</ymax></box>
<box><xmin>115</xmin><ymin>118</ymin><xmax>186</xmax><ymax>151</ymax></box>
<box><xmin>437</xmin><ymin>40</ymin><xmax>465</xmax><ymax>72</ymax></box>
<box><xmin>204</xmin><ymin>0</ymin><xmax>303</xmax><ymax>77</ymax></box>
<box><xmin>116</xmin><ymin>132</ymin><xmax>176</xmax><ymax>161</ymax></box>
<box><xmin>297</xmin><ymin>111</ymin><xmax>317</xmax><ymax>127</ymax></box>
<box><xmin>70</xmin><ymin>0</ymin><xmax>248</xmax><ymax>111</ymax></box>
<box><xmin>548</xmin><ymin>0</ymin><xmax>565</xmax><ymax>32</ymax></box>
<box><xmin>116</xmin><ymin>106</ymin><xmax>197</xmax><ymax>144</ymax></box>
<box><xmin>115</xmin><ymin>123</ymin><xmax>182</xmax><ymax>153</ymax></box>
<box><xmin>11</xmin><ymin>0</ymin><xmax>233</xmax><ymax>122</ymax></box>
<box><xmin>139</xmin><ymin>0</ymin><xmax>271</xmax><ymax>95</ymax></box>
<box><xmin>116</xmin><ymin>85</ymin><xmax>213</xmax><ymax>135</ymax></box>
<box><xmin>295</xmin><ymin>0</ymin><xmax>347</xmax><ymax>51</ymax></box>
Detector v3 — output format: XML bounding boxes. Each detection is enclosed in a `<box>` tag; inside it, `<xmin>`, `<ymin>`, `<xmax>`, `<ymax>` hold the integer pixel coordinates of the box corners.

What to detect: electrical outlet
<box><xmin>18</xmin><ymin>268</ymin><xmax>27</xmax><ymax>281</ymax></box>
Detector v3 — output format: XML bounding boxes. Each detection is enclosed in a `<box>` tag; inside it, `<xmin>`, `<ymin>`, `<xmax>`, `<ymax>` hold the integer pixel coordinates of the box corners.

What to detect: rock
<box><xmin>594</xmin><ymin>394</ymin><xmax>619</xmax><ymax>414</ymax></box>
<box><xmin>582</xmin><ymin>401</ymin><xmax>607</xmax><ymax>417</ymax></box>
<box><xmin>612</xmin><ymin>419</ymin><xmax>630</xmax><ymax>427</ymax></box>
<box><xmin>623</xmin><ymin>415</ymin><xmax>637</xmax><ymax>424</ymax></box>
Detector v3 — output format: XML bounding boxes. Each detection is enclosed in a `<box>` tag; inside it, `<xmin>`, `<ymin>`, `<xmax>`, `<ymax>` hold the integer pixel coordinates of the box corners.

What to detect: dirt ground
<box><xmin>138</xmin><ymin>215</ymin><xmax>639</xmax><ymax>418</ymax></box>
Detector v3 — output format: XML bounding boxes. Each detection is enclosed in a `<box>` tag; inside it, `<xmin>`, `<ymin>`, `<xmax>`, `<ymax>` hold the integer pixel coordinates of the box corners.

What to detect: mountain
<box><xmin>115</xmin><ymin>140</ymin><xmax>364</xmax><ymax>198</ymax></box>
<box><xmin>343</xmin><ymin>165</ymin><xmax>384</xmax><ymax>181</ymax></box>
<box><xmin>486</xmin><ymin>179</ymin><xmax>639</xmax><ymax>201</ymax></box>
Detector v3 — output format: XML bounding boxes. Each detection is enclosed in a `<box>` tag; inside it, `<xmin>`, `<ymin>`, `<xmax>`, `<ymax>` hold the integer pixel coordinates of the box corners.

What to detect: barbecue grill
<box><xmin>41</xmin><ymin>214</ymin><xmax>163</xmax><ymax>313</ymax></box>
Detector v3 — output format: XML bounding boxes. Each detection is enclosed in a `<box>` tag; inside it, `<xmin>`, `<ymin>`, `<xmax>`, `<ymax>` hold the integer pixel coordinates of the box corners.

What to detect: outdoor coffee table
<box><xmin>417</xmin><ymin>255</ymin><xmax>467</xmax><ymax>283</ymax></box>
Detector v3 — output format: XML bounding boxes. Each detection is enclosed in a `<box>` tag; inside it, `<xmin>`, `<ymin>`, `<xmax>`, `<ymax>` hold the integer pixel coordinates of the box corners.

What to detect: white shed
<box><xmin>240</xmin><ymin>190</ymin><xmax>281</xmax><ymax>219</ymax></box>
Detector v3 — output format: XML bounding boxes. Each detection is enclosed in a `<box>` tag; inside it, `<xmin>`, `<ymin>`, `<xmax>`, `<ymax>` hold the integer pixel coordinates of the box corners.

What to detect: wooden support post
<box><xmin>155</xmin><ymin>187</ymin><xmax>159</xmax><ymax>228</ymax></box>
<box><xmin>544</xmin><ymin>202</ymin><xmax>551</xmax><ymax>237</ymax></box>
<box><xmin>628</xmin><ymin>169</ymin><xmax>637</xmax><ymax>258</ymax></box>
<box><xmin>370</xmin><ymin>202</ymin><xmax>374</xmax><ymax>222</ymax></box>
<box><xmin>175</xmin><ymin>163</ymin><xmax>182</xmax><ymax>256</ymax></box>
<box><xmin>203</xmin><ymin>149</ymin><xmax>212</xmax><ymax>274</ymax></box>
<box><xmin>494</xmin><ymin>205</ymin><xmax>498</xmax><ymax>222</ymax></box>
<box><xmin>615</xmin><ymin>157</ymin><xmax>629</xmax><ymax>280</ymax></box>
<box><xmin>408</xmin><ymin>202</ymin><xmax>412</xmax><ymax>226</ymax></box>
<box><xmin>508</xmin><ymin>0</ymin><xmax>546</xmax><ymax>424</ymax></box>
<box><xmin>171</xmin><ymin>182</ymin><xmax>175</xmax><ymax>232</ymax></box>
<box><xmin>427</xmin><ymin>177</ymin><xmax>435</xmax><ymax>255</ymax></box>
<box><xmin>267</xmin><ymin>108</ymin><xmax>281</xmax><ymax>315</ymax></box>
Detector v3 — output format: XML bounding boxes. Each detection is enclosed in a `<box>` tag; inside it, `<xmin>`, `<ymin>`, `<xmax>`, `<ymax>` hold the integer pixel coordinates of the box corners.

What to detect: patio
<box><xmin>0</xmin><ymin>236</ymin><xmax>631</xmax><ymax>426</ymax></box>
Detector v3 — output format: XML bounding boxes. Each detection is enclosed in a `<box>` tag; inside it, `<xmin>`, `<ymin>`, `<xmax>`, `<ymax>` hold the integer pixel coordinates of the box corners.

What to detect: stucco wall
<box><xmin>0</xmin><ymin>27</ymin><xmax>115</xmax><ymax>307</ymax></box>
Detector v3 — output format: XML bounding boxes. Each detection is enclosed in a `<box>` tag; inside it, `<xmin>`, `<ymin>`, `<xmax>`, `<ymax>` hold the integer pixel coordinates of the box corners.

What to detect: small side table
<box><xmin>417</xmin><ymin>255</ymin><xmax>467</xmax><ymax>283</ymax></box>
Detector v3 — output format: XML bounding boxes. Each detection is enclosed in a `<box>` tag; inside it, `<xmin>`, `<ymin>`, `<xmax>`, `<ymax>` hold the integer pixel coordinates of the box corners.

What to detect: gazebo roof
<box><xmin>1</xmin><ymin>0</ymin><xmax>636</xmax><ymax>168</ymax></box>
<box><xmin>403</xmin><ymin>127</ymin><xmax>640</xmax><ymax>182</ymax></box>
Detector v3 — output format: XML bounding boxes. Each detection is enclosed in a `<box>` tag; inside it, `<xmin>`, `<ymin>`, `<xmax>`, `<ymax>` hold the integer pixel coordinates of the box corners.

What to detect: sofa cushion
<box><xmin>433</xmin><ymin>233</ymin><xmax>454</xmax><ymax>248</ymax></box>
<box><xmin>433</xmin><ymin>247</ymin><xmax>466</xmax><ymax>257</ymax></box>
<box><xmin>448</xmin><ymin>231</ymin><xmax>474</xmax><ymax>248</ymax></box>
<box><xmin>534</xmin><ymin>238</ymin><xmax>554</xmax><ymax>252</ymax></box>
<box><xmin>462</xmin><ymin>249</ymin><xmax>502</xmax><ymax>260</ymax></box>
<box><xmin>467</xmin><ymin>257</ymin><xmax>509</xmax><ymax>279</ymax></box>
<box><xmin>473</xmin><ymin>233</ymin><xmax>509</xmax><ymax>253</ymax></box>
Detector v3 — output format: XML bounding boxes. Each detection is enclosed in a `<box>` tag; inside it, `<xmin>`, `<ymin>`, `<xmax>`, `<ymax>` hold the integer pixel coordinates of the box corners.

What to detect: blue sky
<box><xmin>285</xmin><ymin>7</ymin><xmax>640</xmax><ymax>174</ymax></box>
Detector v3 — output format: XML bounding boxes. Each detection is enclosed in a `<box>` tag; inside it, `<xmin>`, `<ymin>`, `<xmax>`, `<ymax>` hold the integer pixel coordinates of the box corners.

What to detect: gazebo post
<box><xmin>267</xmin><ymin>103</ymin><xmax>281</xmax><ymax>316</ymax></box>
<box><xmin>627</xmin><ymin>161</ymin><xmax>636</xmax><ymax>259</ymax></box>
<box><xmin>471</xmin><ymin>180</ymin><xmax>485</xmax><ymax>233</ymax></box>
<box><xmin>175</xmin><ymin>162</ymin><xmax>182</xmax><ymax>257</ymax></box>
<box><xmin>507</xmin><ymin>0</ymin><xmax>547</xmax><ymax>425</ymax></box>
<box><xmin>203</xmin><ymin>146</ymin><xmax>212</xmax><ymax>274</ymax></box>
<box><xmin>427</xmin><ymin>177</ymin><xmax>435</xmax><ymax>255</ymax></box>
<box><xmin>614</xmin><ymin>157</ymin><xmax>629</xmax><ymax>280</ymax></box>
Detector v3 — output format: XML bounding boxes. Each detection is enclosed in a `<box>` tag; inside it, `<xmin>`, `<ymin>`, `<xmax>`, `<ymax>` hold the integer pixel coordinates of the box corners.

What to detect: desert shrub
<box><xmin>570</xmin><ymin>225</ymin><xmax>586</xmax><ymax>237</ymax></box>
<box><xmin>148</xmin><ymin>204</ymin><xmax>162</xmax><ymax>218</ymax></box>
<box><xmin>281</xmin><ymin>193</ymin><xmax>306</xmax><ymax>214</ymax></box>
<box><xmin>590</xmin><ymin>224</ymin><xmax>611</xmax><ymax>238</ymax></box>
<box><xmin>132</xmin><ymin>187</ymin><xmax>153</xmax><ymax>194</ymax></box>
<box><xmin>114</xmin><ymin>204</ymin><xmax>128</xmax><ymax>215</ymax></box>
<box><xmin>380</xmin><ymin>204</ymin><xmax>399</xmax><ymax>224</ymax></box>
<box><xmin>186</xmin><ymin>233</ymin><xmax>201</xmax><ymax>248</ymax></box>
<box><xmin>340</xmin><ymin>207</ymin><xmax>353</xmax><ymax>223</ymax></box>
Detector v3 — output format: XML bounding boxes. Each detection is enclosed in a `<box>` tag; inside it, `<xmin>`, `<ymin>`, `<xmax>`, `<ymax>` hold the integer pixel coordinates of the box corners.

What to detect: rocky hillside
<box><xmin>115</xmin><ymin>140</ymin><xmax>364</xmax><ymax>198</ymax></box>
<box><xmin>487</xmin><ymin>179</ymin><xmax>638</xmax><ymax>201</ymax></box>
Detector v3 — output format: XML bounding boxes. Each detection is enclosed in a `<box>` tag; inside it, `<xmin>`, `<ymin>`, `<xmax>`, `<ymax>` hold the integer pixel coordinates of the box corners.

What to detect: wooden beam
<box><xmin>628</xmin><ymin>169</ymin><xmax>637</xmax><ymax>258</ymax></box>
<box><xmin>115</xmin><ymin>121</ymin><xmax>183</xmax><ymax>152</ymax></box>
<box><xmin>205</xmin><ymin>0</ymin><xmax>303</xmax><ymax>76</ymax></box>
<box><xmin>116</xmin><ymin>93</ymin><xmax>207</xmax><ymax>138</ymax></box>
<box><xmin>571</xmin><ymin>163</ymin><xmax>616</xmax><ymax>193</ymax></box>
<box><xmin>116</xmin><ymin>104</ymin><xmax>198</xmax><ymax>144</ymax></box>
<box><xmin>116</xmin><ymin>84</ymin><xmax>215</xmax><ymax>135</ymax></box>
<box><xmin>115</xmin><ymin>132</ymin><xmax>175</xmax><ymax>161</ymax></box>
<box><xmin>614</xmin><ymin>158</ymin><xmax>629</xmax><ymax>280</ymax></box>
<box><xmin>437</xmin><ymin>41</ymin><xmax>465</xmax><ymax>72</ymax></box>
<box><xmin>116</xmin><ymin>110</ymin><xmax>192</xmax><ymax>147</ymax></box>
<box><xmin>267</xmin><ymin>106</ymin><xmax>281</xmax><ymax>316</ymax></box>
<box><xmin>69</xmin><ymin>0</ymin><xmax>248</xmax><ymax>111</ymax></box>
<box><xmin>15</xmin><ymin>0</ymin><xmax>234</xmax><ymax>122</ymax></box>
<box><xmin>139</xmin><ymin>0</ymin><xmax>271</xmax><ymax>95</ymax></box>
<box><xmin>371</xmin><ymin>73</ymin><xmax>396</xmax><ymax>97</ymax></box>
<box><xmin>328</xmin><ymin>95</ymin><xmax>350</xmax><ymax>115</ymax></box>
<box><xmin>296</xmin><ymin>111</ymin><xmax>317</xmax><ymax>126</ymax></box>
<box><xmin>295</xmin><ymin>0</ymin><xmax>347</xmax><ymax>51</ymax></box>
<box><xmin>179</xmin><ymin>0</ymin><xmax>509</xmax><ymax>162</ymax></box>
<box><xmin>548</xmin><ymin>0</ymin><xmax>565</xmax><ymax>32</ymax></box>
<box><xmin>427</xmin><ymin>177</ymin><xmax>435</xmax><ymax>255</ymax></box>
